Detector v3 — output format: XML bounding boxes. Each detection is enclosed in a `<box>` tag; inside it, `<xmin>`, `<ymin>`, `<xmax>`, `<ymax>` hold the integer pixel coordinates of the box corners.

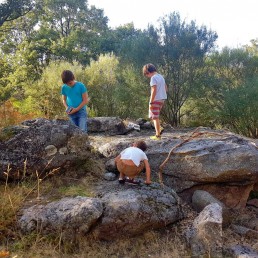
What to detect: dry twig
<box><xmin>158</xmin><ymin>127</ymin><xmax>228</xmax><ymax>185</ymax></box>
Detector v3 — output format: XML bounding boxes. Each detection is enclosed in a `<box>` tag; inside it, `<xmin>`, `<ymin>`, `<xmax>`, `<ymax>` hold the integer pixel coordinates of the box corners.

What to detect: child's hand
<box><xmin>66</xmin><ymin>107</ymin><xmax>73</xmax><ymax>114</ymax></box>
<box><xmin>145</xmin><ymin>180</ymin><xmax>151</xmax><ymax>185</ymax></box>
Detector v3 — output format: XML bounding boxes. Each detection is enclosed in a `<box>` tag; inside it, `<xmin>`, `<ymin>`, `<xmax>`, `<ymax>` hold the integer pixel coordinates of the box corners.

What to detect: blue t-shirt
<box><xmin>61</xmin><ymin>81</ymin><xmax>87</xmax><ymax>109</ymax></box>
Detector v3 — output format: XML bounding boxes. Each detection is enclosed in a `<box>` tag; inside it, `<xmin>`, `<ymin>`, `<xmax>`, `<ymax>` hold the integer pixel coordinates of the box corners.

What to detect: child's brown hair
<box><xmin>61</xmin><ymin>70</ymin><xmax>75</xmax><ymax>84</ymax></box>
<box><xmin>134</xmin><ymin>140</ymin><xmax>147</xmax><ymax>151</ymax></box>
<box><xmin>142</xmin><ymin>63</ymin><xmax>157</xmax><ymax>76</ymax></box>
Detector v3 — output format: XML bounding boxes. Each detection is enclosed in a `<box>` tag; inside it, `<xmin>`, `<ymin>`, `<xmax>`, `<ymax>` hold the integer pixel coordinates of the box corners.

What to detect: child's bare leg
<box><xmin>119</xmin><ymin>172</ymin><xmax>125</xmax><ymax>179</ymax></box>
<box><xmin>153</xmin><ymin>118</ymin><xmax>161</xmax><ymax>136</ymax></box>
<box><xmin>118</xmin><ymin>171</ymin><xmax>126</xmax><ymax>184</ymax></box>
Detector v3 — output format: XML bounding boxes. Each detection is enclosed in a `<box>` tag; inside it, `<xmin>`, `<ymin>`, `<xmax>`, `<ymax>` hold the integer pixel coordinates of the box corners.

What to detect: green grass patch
<box><xmin>57</xmin><ymin>184</ymin><xmax>92</xmax><ymax>197</ymax></box>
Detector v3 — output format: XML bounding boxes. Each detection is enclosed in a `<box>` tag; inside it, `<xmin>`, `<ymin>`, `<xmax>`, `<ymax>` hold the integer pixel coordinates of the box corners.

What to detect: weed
<box><xmin>0</xmin><ymin>128</ymin><xmax>14</xmax><ymax>142</ymax></box>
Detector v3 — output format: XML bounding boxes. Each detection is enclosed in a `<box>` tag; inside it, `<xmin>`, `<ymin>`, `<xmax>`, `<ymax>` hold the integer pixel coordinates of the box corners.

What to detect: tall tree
<box><xmin>0</xmin><ymin>0</ymin><xmax>109</xmax><ymax>107</ymax></box>
<box><xmin>157</xmin><ymin>12</ymin><xmax>218</xmax><ymax>126</ymax></box>
<box><xmin>38</xmin><ymin>0</ymin><xmax>109</xmax><ymax>64</ymax></box>
<box><xmin>110</xmin><ymin>23</ymin><xmax>161</xmax><ymax>70</ymax></box>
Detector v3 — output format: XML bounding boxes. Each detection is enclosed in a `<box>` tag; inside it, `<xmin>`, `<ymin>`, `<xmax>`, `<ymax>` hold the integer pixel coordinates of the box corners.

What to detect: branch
<box><xmin>158</xmin><ymin>127</ymin><xmax>228</xmax><ymax>185</ymax></box>
<box><xmin>0</xmin><ymin>0</ymin><xmax>33</xmax><ymax>27</ymax></box>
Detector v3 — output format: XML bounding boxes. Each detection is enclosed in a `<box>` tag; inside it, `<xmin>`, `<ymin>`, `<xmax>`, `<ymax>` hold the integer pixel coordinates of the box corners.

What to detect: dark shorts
<box><xmin>149</xmin><ymin>100</ymin><xmax>164</xmax><ymax>119</ymax></box>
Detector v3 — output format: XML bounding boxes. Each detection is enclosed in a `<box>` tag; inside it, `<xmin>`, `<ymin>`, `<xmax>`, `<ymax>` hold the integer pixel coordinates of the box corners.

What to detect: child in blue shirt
<box><xmin>61</xmin><ymin>70</ymin><xmax>89</xmax><ymax>132</ymax></box>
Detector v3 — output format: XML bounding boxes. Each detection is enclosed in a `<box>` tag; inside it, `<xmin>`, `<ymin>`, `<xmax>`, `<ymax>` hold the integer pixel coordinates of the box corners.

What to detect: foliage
<box><xmin>85</xmin><ymin>53</ymin><xmax>119</xmax><ymax>116</ymax></box>
<box><xmin>217</xmin><ymin>77</ymin><xmax>258</xmax><ymax>137</ymax></box>
<box><xmin>13</xmin><ymin>61</ymin><xmax>86</xmax><ymax>119</ymax></box>
<box><xmin>115</xmin><ymin>64</ymin><xmax>149</xmax><ymax>119</ymax></box>
<box><xmin>0</xmin><ymin>0</ymin><xmax>34</xmax><ymax>27</ymax></box>
<box><xmin>32</xmin><ymin>0</ymin><xmax>109</xmax><ymax>65</ymax></box>
<box><xmin>0</xmin><ymin>57</ymin><xmax>12</xmax><ymax>104</ymax></box>
<box><xmin>188</xmin><ymin>47</ymin><xmax>258</xmax><ymax>136</ymax></box>
<box><xmin>110</xmin><ymin>23</ymin><xmax>161</xmax><ymax>70</ymax></box>
<box><xmin>0</xmin><ymin>100</ymin><xmax>36</xmax><ymax>128</ymax></box>
<box><xmin>85</xmin><ymin>53</ymin><xmax>149</xmax><ymax>119</ymax></box>
<box><xmin>157</xmin><ymin>12</ymin><xmax>218</xmax><ymax>126</ymax></box>
<box><xmin>0</xmin><ymin>0</ymin><xmax>109</xmax><ymax>100</ymax></box>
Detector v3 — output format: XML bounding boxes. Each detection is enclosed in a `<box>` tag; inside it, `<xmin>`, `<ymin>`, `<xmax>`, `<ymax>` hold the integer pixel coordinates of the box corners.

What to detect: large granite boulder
<box><xmin>18</xmin><ymin>183</ymin><xmax>184</xmax><ymax>240</ymax></box>
<box><xmin>91</xmin><ymin>128</ymin><xmax>258</xmax><ymax>209</ymax></box>
<box><xmin>87</xmin><ymin>117</ymin><xmax>127</xmax><ymax>135</ymax></box>
<box><xmin>19</xmin><ymin>196</ymin><xmax>103</xmax><ymax>234</ymax></box>
<box><xmin>0</xmin><ymin>118</ymin><xmax>90</xmax><ymax>180</ymax></box>
<box><xmin>0</xmin><ymin>117</ymin><xmax>130</xmax><ymax>181</ymax></box>
<box><xmin>94</xmin><ymin>183</ymin><xmax>183</xmax><ymax>240</ymax></box>
<box><xmin>158</xmin><ymin>133</ymin><xmax>258</xmax><ymax>209</ymax></box>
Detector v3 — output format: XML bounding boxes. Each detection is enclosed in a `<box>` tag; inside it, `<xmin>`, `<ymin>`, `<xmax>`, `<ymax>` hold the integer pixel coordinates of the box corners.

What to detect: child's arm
<box><xmin>62</xmin><ymin>95</ymin><xmax>68</xmax><ymax>109</ymax></box>
<box><xmin>150</xmin><ymin>85</ymin><xmax>157</xmax><ymax>104</ymax></box>
<box><xmin>143</xmin><ymin>159</ymin><xmax>151</xmax><ymax>184</ymax></box>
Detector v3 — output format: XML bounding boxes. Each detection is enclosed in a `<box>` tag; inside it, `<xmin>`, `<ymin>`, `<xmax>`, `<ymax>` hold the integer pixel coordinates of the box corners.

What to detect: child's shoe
<box><xmin>150</xmin><ymin>135</ymin><xmax>161</xmax><ymax>140</ymax></box>
<box><xmin>118</xmin><ymin>178</ymin><xmax>125</xmax><ymax>184</ymax></box>
<box><xmin>125</xmin><ymin>178</ymin><xmax>140</xmax><ymax>185</ymax></box>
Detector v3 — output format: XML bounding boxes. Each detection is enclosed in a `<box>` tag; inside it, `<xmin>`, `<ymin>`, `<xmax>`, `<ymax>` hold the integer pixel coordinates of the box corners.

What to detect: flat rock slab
<box><xmin>90</xmin><ymin>127</ymin><xmax>258</xmax><ymax>209</ymax></box>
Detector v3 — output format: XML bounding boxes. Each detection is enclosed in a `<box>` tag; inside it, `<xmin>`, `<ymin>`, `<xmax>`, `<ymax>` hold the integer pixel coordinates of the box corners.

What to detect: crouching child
<box><xmin>115</xmin><ymin>140</ymin><xmax>151</xmax><ymax>185</ymax></box>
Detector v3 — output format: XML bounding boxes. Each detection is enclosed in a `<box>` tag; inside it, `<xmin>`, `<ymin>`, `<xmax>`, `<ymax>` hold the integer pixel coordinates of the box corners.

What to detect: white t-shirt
<box><xmin>120</xmin><ymin>147</ymin><xmax>148</xmax><ymax>166</ymax></box>
<box><xmin>150</xmin><ymin>73</ymin><xmax>167</xmax><ymax>101</ymax></box>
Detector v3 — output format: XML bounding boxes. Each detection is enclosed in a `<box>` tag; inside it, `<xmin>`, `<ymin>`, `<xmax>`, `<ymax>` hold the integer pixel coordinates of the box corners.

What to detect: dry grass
<box><xmin>7</xmin><ymin>227</ymin><xmax>190</xmax><ymax>258</ymax></box>
<box><xmin>73</xmin><ymin>229</ymin><xmax>189</xmax><ymax>258</ymax></box>
<box><xmin>0</xmin><ymin>184</ymin><xmax>27</xmax><ymax>242</ymax></box>
<box><xmin>0</xmin><ymin>156</ymin><xmax>192</xmax><ymax>258</ymax></box>
<box><xmin>0</xmin><ymin>179</ymin><xmax>191</xmax><ymax>258</ymax></box>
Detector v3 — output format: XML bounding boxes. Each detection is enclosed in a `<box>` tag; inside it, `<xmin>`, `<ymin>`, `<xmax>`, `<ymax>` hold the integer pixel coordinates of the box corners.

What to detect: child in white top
<box><xmin>115</xmin><ymin>140</ymin><xmax>151</xmax><ymax>185</ymax></box>
<box><xmin>143</xmin><ymin>63</ymin><xmax>168</xmax><ymax>140</ymax></box>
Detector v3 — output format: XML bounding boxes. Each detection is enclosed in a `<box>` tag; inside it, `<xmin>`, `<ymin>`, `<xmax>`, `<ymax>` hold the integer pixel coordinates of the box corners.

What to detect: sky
<box><xmin>0</xmin><ymin>0</ymin><xmax>257</xmax><ymax>49</ymax></box>
<box><xmin>87</xmin><ymin>0</ymin><xmax>258</xmax><ymax>49</ymax></box>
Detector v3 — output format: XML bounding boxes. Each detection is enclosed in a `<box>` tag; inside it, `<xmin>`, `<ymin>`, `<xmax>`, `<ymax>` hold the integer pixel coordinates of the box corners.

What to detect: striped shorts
<box><xmin>149</xmin><ymin>100</ymin><xmax>164</xmax><ymax>119</ymax></box>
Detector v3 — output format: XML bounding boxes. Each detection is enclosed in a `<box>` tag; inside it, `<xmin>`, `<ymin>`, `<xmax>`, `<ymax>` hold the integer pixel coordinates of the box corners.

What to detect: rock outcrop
<box><xmin>93</xmin><ymin>127</ymin><xmax>258</xmax><ymax>209</ymax></box>
<box><xmin>0</xmin><ymin>118</ymin><xmax>90</xmax><ymax>180</ymax></box>
<box><xmin>94</xmin><ymin>184</ymin><xmax>183</xmax><ymax>240</ymax></box>
<box><xmin>19</xmin><ymin>183</ymin><xmax>183</xmax><ymax>240</ymax></box>
<box><xmin>1</xmin><ymin>117</ymin><xmax>257</xmax><ymax>256</ymax></box>
<box><xmin>2</xmin><ymin>118</ymin><xmax>258</xmax><ymax>209</ymax></box>
<box><xmin>19</xmin><ymin>196</ymin><xmax>103</xmax><ymax>234</ymax></box>
<box><xmin>186</xmin><ymin>203</ymin><xmax>223</xmax><ymax>258</ymax></box>
<box><xmin>88</xmin><ymin>117</ymin><xmax>127</xmax><ymax>135</ymax></box>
